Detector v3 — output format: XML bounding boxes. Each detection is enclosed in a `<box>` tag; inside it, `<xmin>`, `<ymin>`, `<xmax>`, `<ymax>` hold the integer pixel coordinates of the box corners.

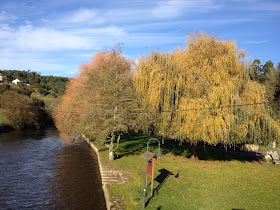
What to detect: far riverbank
<box><xmin>0</xmin><ymin>124</ymin><xmax>13</xmax><ymax>133</ymax></box>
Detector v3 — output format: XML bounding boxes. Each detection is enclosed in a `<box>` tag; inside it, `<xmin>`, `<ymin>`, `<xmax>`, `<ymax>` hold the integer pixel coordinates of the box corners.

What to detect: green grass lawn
<box><xmin>96</xmin><ymin>133</ymin><xmax>280</xmax><ymax>210</ymax></box>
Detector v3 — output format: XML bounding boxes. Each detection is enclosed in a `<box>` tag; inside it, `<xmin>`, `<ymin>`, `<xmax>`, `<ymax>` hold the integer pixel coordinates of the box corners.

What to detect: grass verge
<box><xmin>94</xmin><ymin>133</ymin><xmax>280</xmax><ymax>210</ymax></box>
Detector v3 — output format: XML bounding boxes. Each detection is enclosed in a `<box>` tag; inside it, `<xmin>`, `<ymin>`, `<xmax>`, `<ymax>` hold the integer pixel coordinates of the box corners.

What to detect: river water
<box><xmin>0</xmin><ymin>128</ymin><xmax>106</xmax><ymax>209</ymax></box>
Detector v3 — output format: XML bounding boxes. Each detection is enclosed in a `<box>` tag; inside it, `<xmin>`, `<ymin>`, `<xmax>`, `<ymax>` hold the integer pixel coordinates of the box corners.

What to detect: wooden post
<box><xmin>146</xmin><ymin>157</ymin><xmax>156</xmax><ymax>195</ymax></box>
<box><xmin>116</xmin><ymin>132</ymin><xmax>123</xmax><ymax>149</ymax></box>
<box><xmin>151</xmin><ymin>158</ymin><xmax>155</xmax><ymax>195</ymax></box>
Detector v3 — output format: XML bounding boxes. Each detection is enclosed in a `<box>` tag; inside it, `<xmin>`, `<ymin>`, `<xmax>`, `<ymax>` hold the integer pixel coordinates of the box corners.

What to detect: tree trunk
<box><xmin>109</xmin><ymin>132</ymin><xmax>115</xmax><ymax>161</ymax></box>
<box><xmin>190</xmin><ymin>144</ymin><xmax>198</xmax><ymax>159</ymax></box>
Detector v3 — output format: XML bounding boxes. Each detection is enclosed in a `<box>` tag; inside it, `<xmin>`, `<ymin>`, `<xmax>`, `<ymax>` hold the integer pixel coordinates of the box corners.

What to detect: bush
<box><xmin>0</xmin><ymin>91</ymin><xmax>39</xmax><ymax>129</ymax></box>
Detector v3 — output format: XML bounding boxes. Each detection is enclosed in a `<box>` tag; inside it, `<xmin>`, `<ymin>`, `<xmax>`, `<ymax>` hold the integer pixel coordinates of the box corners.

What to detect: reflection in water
<box><xmin>49</xmin><ymin>140</ymin><xmax>106</xmax><ymax>209</ymax></box>
<box><xmin>0</xmin><ymin>128</ymin><xmax>106</xmax><ymax>209</ymax></box>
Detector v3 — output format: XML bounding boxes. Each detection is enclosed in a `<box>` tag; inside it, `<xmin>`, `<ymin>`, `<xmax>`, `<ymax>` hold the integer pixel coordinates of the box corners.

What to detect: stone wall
<box><xmin>82</xmin><ymin>135</ymin><xmax>111</xmax><ymax>210</ymax></box>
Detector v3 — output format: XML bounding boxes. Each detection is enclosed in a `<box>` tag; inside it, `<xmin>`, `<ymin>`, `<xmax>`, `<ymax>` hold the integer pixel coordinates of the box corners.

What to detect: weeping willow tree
<box><xmin>135</xmin><ymin>32</ymin><xmax>280</xmax><ymax>151</ymax></box>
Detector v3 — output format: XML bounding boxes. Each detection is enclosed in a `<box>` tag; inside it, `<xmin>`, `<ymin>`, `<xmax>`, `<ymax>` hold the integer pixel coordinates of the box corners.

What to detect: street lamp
<box><xmin>142</xmin><ymin>138</ymin><xmax>162</xmax><ymax>209</ymax></box>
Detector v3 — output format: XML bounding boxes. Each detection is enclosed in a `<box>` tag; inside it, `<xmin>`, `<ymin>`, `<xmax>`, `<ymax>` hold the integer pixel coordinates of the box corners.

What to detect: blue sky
<box><xmin>0</xmin><ymin>0</ymin><xmax>279</xmax><ymax>77</ymax></box>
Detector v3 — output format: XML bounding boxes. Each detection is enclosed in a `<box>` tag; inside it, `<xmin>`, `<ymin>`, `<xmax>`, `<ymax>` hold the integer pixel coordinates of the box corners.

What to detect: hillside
<box><xmin>0</xmin><ymin>70</ymin><xmax>68</xmax><ymax>97</ymax></box>
<box><xmin>0</xmin><ymin>70</ymin><xmax>68</xmax><ymax>129</ymax></box>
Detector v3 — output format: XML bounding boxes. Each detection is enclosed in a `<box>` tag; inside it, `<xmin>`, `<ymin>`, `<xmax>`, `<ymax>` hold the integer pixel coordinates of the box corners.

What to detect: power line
<box><xmin>1</xmin><ymin>100</ymin><xmax>278</xmax><ymax>116</ymax></box>
<box><xmin>52</xmin><ymin>100</ymin><xmax>279</xmax><ymax>116</ymax></box>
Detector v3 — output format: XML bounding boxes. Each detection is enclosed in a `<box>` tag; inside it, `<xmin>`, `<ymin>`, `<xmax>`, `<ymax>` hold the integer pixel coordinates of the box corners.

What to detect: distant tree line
<box><xmin>0</xmin><ymin>69</ymin><xmax>68</xmax><ymax>97</ymax></box>
<box><xmin>249</xmin><ymin>59</ymin><xmax>280</xmax><ymax>119</ymax></box>
<box><xmin>0</xmin><ymin>70</ymin><xmax>68</xmax><ymax>129</ymax></box>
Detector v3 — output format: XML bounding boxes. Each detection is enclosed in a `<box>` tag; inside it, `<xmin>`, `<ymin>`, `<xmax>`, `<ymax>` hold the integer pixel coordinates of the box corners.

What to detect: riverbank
<box><xmin>82</xmin><ymin>135</ymin><xmax>130</xmax><ymax>210</ymax></box>
<box><xmin>0</xmin><ymin>124</ymin><xmax>13</xmax><ymax>133</ymax></box>
<box><xmin>85</xmin><ymin>133</ymin><xmax>280</xmax><ymax>209</ymax></box>
<box><xmin>0</xmin><ymin>123</ymin><xmax>55</xmax><ymax>134</ymax></box>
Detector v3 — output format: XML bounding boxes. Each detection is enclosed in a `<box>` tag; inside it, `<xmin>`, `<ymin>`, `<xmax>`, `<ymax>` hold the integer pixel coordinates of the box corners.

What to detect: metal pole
<box><xmin>142</xmin><ymin>143</ymin><xmax>149</xmax><ymax>209</ymax></box>
<box><xmin>142</xmin><ymin>138</ymin><xmax>161</xmax><ymax>209</ymax></box>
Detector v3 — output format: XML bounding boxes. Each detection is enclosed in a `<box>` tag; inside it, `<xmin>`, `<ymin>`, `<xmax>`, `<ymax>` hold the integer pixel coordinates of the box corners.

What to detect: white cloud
<box><xmin>0</xmin><ymin>24</ymin><xmax>89</xmax><ymax>51</ymax></box>
<box><xmin>229</xmin><ymin>0</ymin><xmax>280</xmax><ymax>11</ymax></box>
<box><xmin>0</xmin><ymin>20</ymin><xmax>128</xmax><ymax>76</ymax></box>
<box><xmin>127</xmin><ymin>18</ymin><xmax>253</xmax><ymax>32</ymax></box>
<box><xmin>0</xmin><ymin>11</ymin><xmax>17</xmax><ymax>22</ymax></box>
<box><xmin>41</xmin><ymin>18</ymin><xmax>48</xmax><ymax>23</ymax></box>
<box><xmin>0</xmin><ymin>50</ymin><xmax>74</xmax><ymax>76</ymax></box>
<box><xmin>0</xmin><ymin>23</ymin><xmax>126</xmax><ymax>51</ymax></box>
<box><xmin>123</xmin><ymin>32</ymin><xmax>184</xmax><ymax>47</ymax></box>
<box><xmin>245</xmin><ymin>40</ymin><xmax>268</xmax><ymax>44</ymax></box>
<box><xmin>152</xmin><ymin>0</ymin><xmax>221</xmax><ymax>18</ymax></box>
<box><xmin>0</xmin><ymin>1</ymin><xmax>278</xmax><ymax>76</ymax></box>
<box><xmin>73</xmin><ymin>26</ymin><xmax>125</xmax><ymax>36</ymax></box>
<box><xmin>63</xmin><ymin>8</ymin><xmax>105</xmax><ymax>24</ymax></box>
<box><xmin>251</xmin><ymin>2</ymin><xmax>280</xmax><ymax>11</ymax></box>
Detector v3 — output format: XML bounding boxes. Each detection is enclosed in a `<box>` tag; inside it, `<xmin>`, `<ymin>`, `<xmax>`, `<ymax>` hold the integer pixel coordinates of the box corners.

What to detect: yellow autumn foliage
<box><xmin>135</xmin><ymin>32</ymin><xmax>280</xmax><ymax>145</ymax></box>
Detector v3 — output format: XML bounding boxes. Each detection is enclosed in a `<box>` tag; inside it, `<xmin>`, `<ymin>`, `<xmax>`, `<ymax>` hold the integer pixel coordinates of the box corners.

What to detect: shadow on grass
<box><xmin>114</xmin><ymin>134</ymin><xmax>156</xmax><ymax>158</ymax></box>
<box><xmin>162</xmin><ymin>139</ymin><xmax>263</xmax><ymax>162</ymax></box>
<box><xmin>114</xmin><ymin>132</ymin><xmax>263</xmax><ymax>162</ymax></box>
<box><xmin>145</xmin><ymin>168</ymin><xmax>177</xmax><ymax>208</ymax></box>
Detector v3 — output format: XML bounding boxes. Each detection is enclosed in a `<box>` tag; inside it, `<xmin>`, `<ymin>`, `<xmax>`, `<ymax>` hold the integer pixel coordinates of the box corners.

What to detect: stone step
<box><xmin>102</xmin><ymin>179</ymin><xmax>120</xmax><ymax>183</ymax></box>
<box><xmin>102</xmin><ymin>173</ymin><xmax>119</xmax><ymax>176</ymax></box>
<box><xmin>100</xmin><ymin>169</ymin><xmax>128</xmax><ymax>185</ymax></box>
<box><xmin>102</xmin><ymin>175</ymin><xmax>120</xmax><ymax>179</ymax></box>
<box><xmin>103</xmin><ymin>182</ymin><xmax>119</xmax><ymax>185</ymax></box>
<box><xmin>102</xmin><ymin>172</ymin><xmax>120</xmax><ymax>177</ymax></box>
<box><xmin>102</xmin><ymin>172</ymin><xmax>119</xmax><ymax>175</ymax></box>
<box><xmin>102</xmin><ymin>177</ymin><xmax>120</xmax><ymax>180</ymax></box>
<box><xmin>121</xmin><ymin>177</ymin><xmax>130</xmax><ymax>181</ymax></box>
<box><xmin>103</xmin><ymin>181</ymin><xmax>120</xmax><ymax>184</ymax></box>
<box><xmin>102</xmin><ymin>176</ymin><xmax>119</xmax><ymax>179</ymax></box>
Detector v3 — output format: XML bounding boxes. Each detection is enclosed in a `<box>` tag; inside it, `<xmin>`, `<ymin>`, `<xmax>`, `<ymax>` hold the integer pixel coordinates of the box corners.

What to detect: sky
<box><xmin>0</xmin><ymin>0</ymin><xmax>279</xmax><ymax>77</ymax></box>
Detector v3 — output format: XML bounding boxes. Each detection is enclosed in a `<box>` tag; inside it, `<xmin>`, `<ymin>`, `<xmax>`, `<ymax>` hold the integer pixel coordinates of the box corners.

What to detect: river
<box><xmin>0</xmin><ymin>127</ymin><xmax>106</xmax><ymax>209</ymax></box>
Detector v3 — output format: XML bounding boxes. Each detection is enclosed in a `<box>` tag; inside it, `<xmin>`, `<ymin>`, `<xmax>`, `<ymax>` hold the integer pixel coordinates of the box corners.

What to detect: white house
<box><xmin>12</xmin><ymin>79</ymin><xmax>25</xmax><ymax>85</ymax></box>
<box><xmin>0</xmin><ymin>74</ymin><xmax>7</xmax><ymax>82</ymax></box>
<box><xmin>0</xmin><ymin>74</ymin><xmax>7</xmax><ymax>85</ymax></box>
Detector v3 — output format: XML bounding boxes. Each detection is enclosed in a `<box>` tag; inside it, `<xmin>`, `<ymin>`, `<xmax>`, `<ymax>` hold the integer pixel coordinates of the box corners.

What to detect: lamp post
<box><xmin>142</xmin><ymin>138</ymin><xmax>162</xmax><ymax>209</ymax></box>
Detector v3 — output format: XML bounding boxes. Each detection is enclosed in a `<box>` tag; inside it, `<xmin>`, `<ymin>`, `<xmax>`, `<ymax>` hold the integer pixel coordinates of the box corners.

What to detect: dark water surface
<box><xmin>0</xmin><ymin>128</ymin><xmax>106</xmax><ymax>209</ymax></box>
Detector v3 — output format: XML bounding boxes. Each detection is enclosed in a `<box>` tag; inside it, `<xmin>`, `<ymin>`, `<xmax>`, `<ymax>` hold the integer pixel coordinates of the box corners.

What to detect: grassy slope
<box><xmin>96</xmin><ymin>134</ymin><xmax>280</xmax><ymax>210</ymax></box>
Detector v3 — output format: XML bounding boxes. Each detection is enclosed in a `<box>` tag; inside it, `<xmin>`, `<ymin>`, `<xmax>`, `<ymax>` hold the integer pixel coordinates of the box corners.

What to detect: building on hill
<box><xmin>12</xmin><ymin>79</ymin><xmax>26</xmax><ymax>85</ymax></box>
<box><xmin>0</xmin><ymin>74</ymin><xmax>7</xmax><ymax>85</ymax></box>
